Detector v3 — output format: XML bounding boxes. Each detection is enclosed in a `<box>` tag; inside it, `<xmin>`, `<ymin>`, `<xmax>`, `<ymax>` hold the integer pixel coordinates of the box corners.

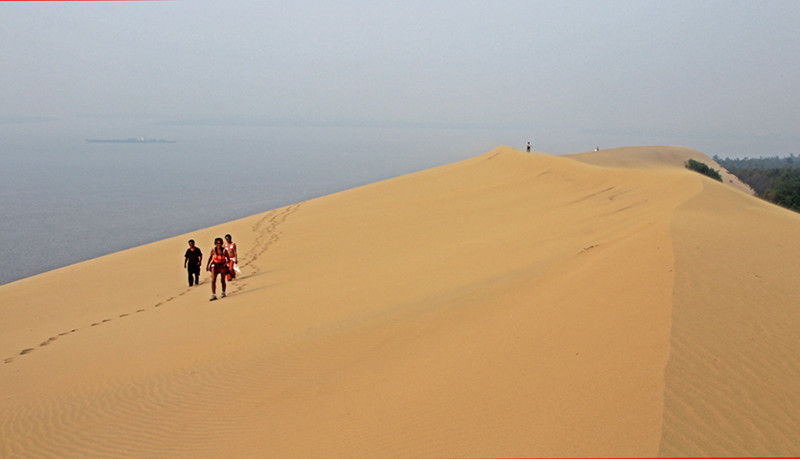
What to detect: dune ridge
<box><xmin>2</xmin><ymin>146</ymin><xmax>799</xmax><ymax>457</ymax></box>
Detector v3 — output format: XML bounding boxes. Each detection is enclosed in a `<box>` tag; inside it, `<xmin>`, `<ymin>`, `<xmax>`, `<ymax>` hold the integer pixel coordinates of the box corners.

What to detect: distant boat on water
<box><xmin>86</xmin><ymin>137</ymin><xmax>175</xmax><ymax>144</ymax></box>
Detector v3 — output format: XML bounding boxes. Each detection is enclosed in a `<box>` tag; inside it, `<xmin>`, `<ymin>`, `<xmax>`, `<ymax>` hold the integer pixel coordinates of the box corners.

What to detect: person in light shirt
<box><xmin>224</xmin><ymin>234</ymin><xmax>239</xmax><ymax>281</ymax></box>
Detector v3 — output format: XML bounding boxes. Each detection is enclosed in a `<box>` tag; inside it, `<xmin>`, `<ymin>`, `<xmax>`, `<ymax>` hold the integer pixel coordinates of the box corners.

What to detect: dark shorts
<box><xmin>212</xmin><ymin>263</ymin><xmax>229</xmax><ymax>275</ymax></box>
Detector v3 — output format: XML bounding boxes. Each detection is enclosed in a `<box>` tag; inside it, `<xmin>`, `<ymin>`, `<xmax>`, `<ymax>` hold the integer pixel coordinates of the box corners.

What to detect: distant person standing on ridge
<box><xmin>184</xmin><ymin>239</ymin><xmax>202</xmax><ymax>287</ymax></box>
<box><xmin>526</xmin><ymin>141</ymin><xmax>531</xmax><ymax>153</ymax></box>
<box><xmin>224</xmin><ymin>233</ymin><xmax>239</xmax><ymax>281</ymax></box>
<box><xmin>206</xmin><ymin>237</ymin><xmax>230</xmax><ymax>301</ymax></box>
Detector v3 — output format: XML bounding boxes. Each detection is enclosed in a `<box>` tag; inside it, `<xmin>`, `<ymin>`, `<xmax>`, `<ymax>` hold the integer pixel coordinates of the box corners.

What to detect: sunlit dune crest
<box><xmin>2</xmin><ymin>146</ymin><xmax>799</xmax><ymax>457</ymax></box>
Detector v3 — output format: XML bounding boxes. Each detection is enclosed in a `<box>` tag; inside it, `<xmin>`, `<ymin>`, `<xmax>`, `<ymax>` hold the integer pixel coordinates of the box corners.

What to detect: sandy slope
<box><xmin>1</xmin><ymin>146</ymin><xmax>799</xmax><ymax>457</ymax></box>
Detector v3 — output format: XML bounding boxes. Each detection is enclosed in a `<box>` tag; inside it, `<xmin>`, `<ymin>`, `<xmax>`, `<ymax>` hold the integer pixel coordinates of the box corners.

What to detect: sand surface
<box><xmin>2</xmin><ymin>146</ymin><xmax>799</xmax><ymax>457</ymax></box>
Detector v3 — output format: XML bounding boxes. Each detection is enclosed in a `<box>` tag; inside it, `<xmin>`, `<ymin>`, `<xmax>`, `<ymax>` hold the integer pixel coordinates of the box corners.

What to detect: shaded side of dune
<box><xmin>660</xmin><ymin>177</ymin><xmax>800</xmax><ymax>456</ymax></box>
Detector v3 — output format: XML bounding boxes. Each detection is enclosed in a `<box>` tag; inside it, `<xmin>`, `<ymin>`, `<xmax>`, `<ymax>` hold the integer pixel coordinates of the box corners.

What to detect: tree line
<box><xmin>714</xmin><ymin>154</ymin><xmax>800</xmax><ymax>212</ymax></box>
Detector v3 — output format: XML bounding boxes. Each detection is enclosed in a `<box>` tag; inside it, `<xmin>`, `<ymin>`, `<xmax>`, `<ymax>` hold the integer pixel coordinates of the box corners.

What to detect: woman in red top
<box><xmin>205</xmin><ymin>237</ymin><xmax>230</xmax><ymax>301</ymax></box>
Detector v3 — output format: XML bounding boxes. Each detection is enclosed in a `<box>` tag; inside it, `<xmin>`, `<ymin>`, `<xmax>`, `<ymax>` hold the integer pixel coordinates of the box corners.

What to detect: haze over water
<box><xmin>1</xmin><ymin>111</ymin><xmax>797</xmax><ymax>286</ymax></box>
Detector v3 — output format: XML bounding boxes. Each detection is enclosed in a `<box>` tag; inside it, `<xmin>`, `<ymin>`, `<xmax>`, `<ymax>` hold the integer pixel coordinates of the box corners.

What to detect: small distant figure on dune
<box><xmin>224</xmin><ymin>234</ymin><xmax>239</xmax><ymax>281</ymax></box>
<box><xmin>184</xmin><ymin>239</ymin><xmax>202</xmax><ymax>287</ymax></box>
<box><xmin>595</xmin><ymin>146</ymin><xmax>600</xmax><ymax>151</ymax></box>
<box><xmin>206</xmin><ymin>237</ymin><xmax>230</xmax><ymax>301</ymax></box>
<box><xmin>526</xmin><ymin>141</ymin><xmax>531</xmax><ymax>153</ymax></box>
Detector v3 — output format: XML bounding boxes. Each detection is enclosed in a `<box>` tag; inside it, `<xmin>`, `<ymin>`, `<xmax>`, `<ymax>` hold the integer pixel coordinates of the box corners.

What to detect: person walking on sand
<box><xmin>526</xmin><ymin>141</ymin><xmax>531</xmax><ymax>153</ymax></box>
<box><xmin>184</xmin><ymin>239</ymin><xmax>203</xmax><ymax>287</ymax></box>
<box><xmin>206</xmin><ymin>237</ymin><xmax>230</xmax><ymax>301</ymax></box>
<box><xmin>224</xmin><ymin>233</ymin><xmax>239</xmax><ymax>281</ymax></box>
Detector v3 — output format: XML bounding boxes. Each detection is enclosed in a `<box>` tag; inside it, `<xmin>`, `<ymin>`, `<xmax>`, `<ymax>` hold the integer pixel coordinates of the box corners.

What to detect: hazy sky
<box><xmin>2</xmin><ymin>0</ymin><xmax>799</xmax><ymax>155</ymax></box>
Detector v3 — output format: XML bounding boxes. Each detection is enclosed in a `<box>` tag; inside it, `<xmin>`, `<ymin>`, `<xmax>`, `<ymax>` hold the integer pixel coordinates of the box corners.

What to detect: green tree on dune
<box><xmin>685</xmin><ymin>159</ymin><xmax>723</xmax><ymax>182</ymax></box>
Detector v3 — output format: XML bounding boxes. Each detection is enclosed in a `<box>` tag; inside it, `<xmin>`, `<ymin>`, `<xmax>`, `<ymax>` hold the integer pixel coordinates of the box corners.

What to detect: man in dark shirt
<box><xmin>184</xmin><ymin>239</ymin><xmax>203</xmax><ymax>286</ymax></box>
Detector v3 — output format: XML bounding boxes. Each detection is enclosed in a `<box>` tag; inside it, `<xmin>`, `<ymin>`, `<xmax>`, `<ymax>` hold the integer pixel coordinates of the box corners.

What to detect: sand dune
<box><xmin>2</xmin><ymin>146</ymin><xmax>799</xmax><ymax>457</ymax></box>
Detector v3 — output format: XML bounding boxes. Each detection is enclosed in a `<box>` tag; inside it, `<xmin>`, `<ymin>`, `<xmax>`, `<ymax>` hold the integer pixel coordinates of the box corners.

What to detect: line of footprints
<box><xmin>3</xmin><ymin>203</ymin><xmax>303</xmax><ymax>366</ymax></box>
<box><xmin>4</xmin><ymin>292</ymin><xmax>188</xmax><ymax>365</ymax></box>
